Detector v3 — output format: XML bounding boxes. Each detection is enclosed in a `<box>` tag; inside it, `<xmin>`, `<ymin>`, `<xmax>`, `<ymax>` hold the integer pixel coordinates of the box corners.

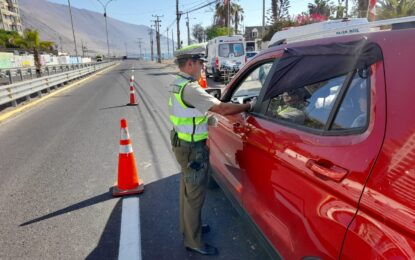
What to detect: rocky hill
<box><xmin>19</xmin><ymin>0</ymin><xmax>170</xmax><ymax>57</ymax></box>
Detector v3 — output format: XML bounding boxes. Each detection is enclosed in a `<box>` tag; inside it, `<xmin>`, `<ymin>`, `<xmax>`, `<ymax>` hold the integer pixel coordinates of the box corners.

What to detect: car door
<box><xmin>208</xmin><ymin>60</ymin><xmax>275</xmax><ymax>206</ymax></box>
<box><xmin>240</xmin><ymin>61</ymin><xmax>386</xmax><ymax>259</ymax></box>
<box><xmin>341</xmin><ymin>31</ymin><xmax>415</xmax><ymax>259</ymax></box>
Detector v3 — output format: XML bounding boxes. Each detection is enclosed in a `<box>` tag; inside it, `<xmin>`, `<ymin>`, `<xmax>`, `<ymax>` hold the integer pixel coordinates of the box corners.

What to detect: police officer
<box><xmin>169</xmin><ymin>44</ymin><xmax>255</xmax><ymax>256</ymax></box>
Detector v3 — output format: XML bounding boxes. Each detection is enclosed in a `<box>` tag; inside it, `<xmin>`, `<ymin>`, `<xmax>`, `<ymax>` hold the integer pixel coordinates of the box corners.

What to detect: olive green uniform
<box><xmin>169</xmin><ymin>72</ymin><xmax>219</xmax><ymax>248</ymax></box>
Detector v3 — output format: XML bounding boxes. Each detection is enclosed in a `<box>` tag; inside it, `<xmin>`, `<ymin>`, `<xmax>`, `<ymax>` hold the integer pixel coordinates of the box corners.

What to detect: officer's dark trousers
<box><xmin>172</xmin><ymin>136</ymin><xmax>209</xmax><ymax>248</ymax></box>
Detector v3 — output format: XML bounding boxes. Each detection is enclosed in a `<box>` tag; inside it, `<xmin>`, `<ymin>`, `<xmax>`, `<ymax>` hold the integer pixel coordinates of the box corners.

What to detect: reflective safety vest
<box><xmin>168</xmin><ymin>75</ymin><xmax>208</xmax><ymax>142</ymax></box>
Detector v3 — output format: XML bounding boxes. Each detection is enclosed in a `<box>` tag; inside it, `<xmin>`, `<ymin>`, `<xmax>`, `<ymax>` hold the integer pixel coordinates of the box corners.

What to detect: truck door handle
<box><xmin>306</xmin><ymin>159</ymin><xmax>348</xmax><ymax>182</ymax></box>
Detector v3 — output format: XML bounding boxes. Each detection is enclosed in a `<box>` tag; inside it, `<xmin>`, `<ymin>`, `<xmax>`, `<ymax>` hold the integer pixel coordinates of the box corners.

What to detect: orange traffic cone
<box><xmin>128</xmin><ymin>76</ymin><xmax>138</xmax><ymax>106</ymax></box>
<box><xmin>198</xmin><ymin>66</ymin><xmax>207</xmax><ymax>89</ymax></box>
<box><xmin>112</xmin><ymin>118</ymin><xmax>144</xmax><ymax>196</ymax></box>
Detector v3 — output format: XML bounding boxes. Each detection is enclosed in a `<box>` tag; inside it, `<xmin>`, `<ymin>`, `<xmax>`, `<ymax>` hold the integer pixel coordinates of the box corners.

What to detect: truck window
<box><xmin>219</xmin><ymin>43</ymin><xmax>244</xmax><ymax>58</ymax></box>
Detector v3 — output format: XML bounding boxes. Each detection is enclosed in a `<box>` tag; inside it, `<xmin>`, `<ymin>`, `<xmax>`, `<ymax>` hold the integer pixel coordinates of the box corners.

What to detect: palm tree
<box><xmin>214</xmin><ymin>2</ymin><xmax>227</xmax><ymax>27</ymax></box>
<box><xmin>377</xmin><ymin>0</ymin><xmax>415</xmax><ymax>19</ymax></box>
<box><xmin>271</xmin><ymin>0</ymin><xmax>291</xmax><ymax>21</ymax></box>
<box><xmin>356</xmin><ymin>0</ymin><xmax>369</xmax><ymax>17</ymax></box>
<box><xmin>233</xmin><ymin>4</ymin><xmax>244</xmax><ymax>34</ymax></box>
<box><xmin>13</xmin><ymin>29</ymin><xmax>54</xmax><ymax>76</ymax></box>
<box><xmin>308</xmin><ymin>0</ymin><xmax>334</xmax><ymax>18</ymax></box>
<box><xmin>214</xmin><ymin>1</ymin><xmax>244</xmax><ymax>34</ymax></box>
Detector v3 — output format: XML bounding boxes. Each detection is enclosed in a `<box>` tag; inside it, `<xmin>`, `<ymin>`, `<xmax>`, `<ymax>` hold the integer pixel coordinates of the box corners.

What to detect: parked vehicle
<box><xmin>207</xmin><ymin>17</ymin><xmax>415</xmax><ymax>259</ymax></box>
<box><xmin>95</xmin><ymin>54</ymin><xmax>103</xmax><ymax>62</ymax></box>
<box><xmin>245</xmin><ymin>51</ymin><xmax>258</xmax><ymax>62</ymax></box>
<box><xmin>206</xmin><ymin>35</ymin><xmax>245</xmax><ymax>82</ymax></box>
<box><xmin>269</xmin><ymin>18</ymin><xmax>370</xmax><ymax>46</ymax></box>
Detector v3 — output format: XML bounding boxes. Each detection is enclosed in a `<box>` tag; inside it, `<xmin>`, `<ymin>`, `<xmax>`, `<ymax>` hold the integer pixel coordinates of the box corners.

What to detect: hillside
<box><xmin>19</xmin><ymin>0</ymin><xmax>170</xmax><ymax>57</ymax></box>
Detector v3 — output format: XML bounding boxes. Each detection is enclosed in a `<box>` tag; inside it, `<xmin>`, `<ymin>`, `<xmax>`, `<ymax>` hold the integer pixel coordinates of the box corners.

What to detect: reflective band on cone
<box><xmin>128</xmin><ymin>80</ymin><xmax>138</xmax><ymax>106</ymax></box>
<box><xmin>112</xmin><ymin>118</ymin><xmax>144</xmax><ymax>196</ymax></box>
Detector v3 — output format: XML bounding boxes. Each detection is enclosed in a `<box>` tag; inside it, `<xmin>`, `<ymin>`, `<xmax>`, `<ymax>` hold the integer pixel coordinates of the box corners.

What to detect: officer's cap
<box><xmin>174</xmin><ymin>44</ymin><xmax>207</xmax><ymax>62</ymax></box>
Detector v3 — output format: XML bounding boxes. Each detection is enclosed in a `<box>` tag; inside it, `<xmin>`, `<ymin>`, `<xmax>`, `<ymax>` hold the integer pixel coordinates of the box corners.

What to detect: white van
<box><xmin>205</xmin><ymin>35</ymin><xmax>245</xmax><ymax>82</ymax></box>
<box><xmin>269</xmin><ymin>18</ymin><xmax>370</xmax><ymax>46</ymax></box>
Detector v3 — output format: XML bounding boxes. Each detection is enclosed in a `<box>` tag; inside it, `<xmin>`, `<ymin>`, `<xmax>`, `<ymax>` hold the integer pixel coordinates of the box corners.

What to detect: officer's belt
<box><xmin>177</xmin><ymin>138</ymin><xmax>206</xmax><ymax>147</ymax></box>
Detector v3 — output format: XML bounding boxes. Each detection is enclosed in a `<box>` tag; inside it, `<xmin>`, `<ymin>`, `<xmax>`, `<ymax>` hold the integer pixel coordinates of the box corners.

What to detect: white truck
<box><xmin>269</xmin><ymin>18</ymin><xmax>370</xmax><ymax>46</ymax></box>
<box><xmin>205</xmin><ymin>35</ymin><xmax>245</xmax><ymax>82</ymax></box>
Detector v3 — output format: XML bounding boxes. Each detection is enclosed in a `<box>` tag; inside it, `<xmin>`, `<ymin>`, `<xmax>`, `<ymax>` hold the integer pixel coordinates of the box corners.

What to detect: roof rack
<box><xmin>269</xmin><ymin>16</ymin><xmax>415</xmax><ymax>47</ymax></box>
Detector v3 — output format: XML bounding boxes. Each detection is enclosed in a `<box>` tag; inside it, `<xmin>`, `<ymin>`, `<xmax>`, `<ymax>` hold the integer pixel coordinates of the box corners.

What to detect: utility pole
<box><xmin>262</xmin><ymin>0</ymin><xmax>265</xmax><ymax>37</ymax></box>
<box><xmin>186</xmin><ymin>12</ymin><xmax>190</xmax><ymax>45</ymax></box>
<box><xmin>136</xmin><ymin>38</ymin><xmax>143</xmax><ymax>59</ymax></box>
<box><xmin>152</xmin><ymin>15</ymin><xmax>163</xmax><ymax>63</ymax></box>
<box><xmin>67</xmin><ymin>0</ymin><xmax>79</xmax><ymax>63</ymax></box>
<box><xmin>81</xmin><ymin>40</ymin><xmax>85</xmax><ymax>56</ymax></box>
<box><xmin>59</xmin><ymin>36</ymin><xmax>63</xmax><ymax>53</ymax></box>
<box><xmin>97</xmin><ymin>0</ymin><xmax>115</xmax><ymax>58</ymax></box>
<box><xmin>124</xmin><ymin>42</ymin><xmax>128</xmax><ymax>56</ymax></box>
<box><xmin>148</xmin><ymin>27</ymin><xmax>154</xmax><ymax>61</ymax></box>
<box><xmin>171</xmin><ymin>28</ymin><xmax>175</xmax><ymax>53</ymax></box>
<box><xmin>227</xmin><ymin>0</ymin><xmax>231</xmax><ymax>36</ymax></box>
<box><xmin>176</xmin><ymin>0</ymin><xmax>181</xmax><ymax>49</ymax></box>
<box><xmin>345</xmin><ymin>0</ymin><xmax>349</xmax><ymax>17</ymax></box>
<box><xmin>166</xmin><ymin>27</ymin><xmax>169</xmax><ymax>59</ymax></box>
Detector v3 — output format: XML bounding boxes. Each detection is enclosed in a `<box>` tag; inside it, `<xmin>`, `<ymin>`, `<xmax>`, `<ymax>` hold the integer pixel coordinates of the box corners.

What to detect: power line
<box><xmin>183</xmin><ymin>0</ymin><xmax>217</xmax><ymax>14</ymax></box>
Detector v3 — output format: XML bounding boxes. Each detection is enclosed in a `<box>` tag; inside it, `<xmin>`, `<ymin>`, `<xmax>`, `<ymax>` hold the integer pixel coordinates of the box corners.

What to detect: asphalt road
<box><xmin>0</xmin><ymin>60</ymin><xmax>270</xmax><ymax>260</ymax></box>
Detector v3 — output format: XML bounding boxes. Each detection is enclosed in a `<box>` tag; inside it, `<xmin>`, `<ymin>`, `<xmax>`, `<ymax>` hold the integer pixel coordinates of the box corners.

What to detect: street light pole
<box><xmin>67</xmin><ymin>0</ymin><xmax>79</xmax><ymax>63</ymax></box>
<box><xmin>97</xmin><ymin>0</ymin><xmax>115</xmax><ymax>58</ymax></box>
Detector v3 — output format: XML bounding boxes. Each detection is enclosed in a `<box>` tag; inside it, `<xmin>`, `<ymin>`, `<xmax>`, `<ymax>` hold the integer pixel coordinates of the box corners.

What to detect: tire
<box><xmin>213</xmin><ymin>68</ymin><xmax>220</xmax><ymax>82</ymax></box>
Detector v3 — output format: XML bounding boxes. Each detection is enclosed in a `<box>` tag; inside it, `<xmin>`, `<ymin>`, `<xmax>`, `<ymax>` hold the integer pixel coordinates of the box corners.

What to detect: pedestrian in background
<box><xmin>169</xmin><ymin>44</ymin><xmax>255</xmax><ymax>256</ymax></box>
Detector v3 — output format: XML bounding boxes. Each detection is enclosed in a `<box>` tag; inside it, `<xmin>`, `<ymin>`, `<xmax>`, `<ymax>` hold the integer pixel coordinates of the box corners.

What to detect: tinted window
<box><xmin>332</xmin><ymin>72</ymin><xmax>369</xmax><ymax>130</ymax></box>
<box><xmin>219</xmin><ymin>43</ymin><xmax>244</xmax><ymax>58</ymax></box>
<box><xmin>266</xmin><ymin>74</ymin><xmax>347</xmax><ymax>129</ymax></box>
<box><xmin>246</xmin><ymin>52</ymin><xmax>257</xmax><ymax>58</ymax></box>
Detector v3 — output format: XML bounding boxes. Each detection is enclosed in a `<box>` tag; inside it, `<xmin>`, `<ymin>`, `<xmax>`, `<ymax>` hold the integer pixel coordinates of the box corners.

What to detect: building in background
<box><xmin>0</xmin><ymin>0</ymin><xmax>22</xmax><ymax>34</ymax></box>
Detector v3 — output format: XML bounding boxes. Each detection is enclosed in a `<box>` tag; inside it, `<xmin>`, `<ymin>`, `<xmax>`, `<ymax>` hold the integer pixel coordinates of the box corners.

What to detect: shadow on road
<box><xmin>139</xmin><ymin>174</ymin><xmax>270</xmax><ymax>260</ymax></box>
<box><xmin>146</xmin><ymin>72</ymin><xmax>176</xmax><ymax>76</ymax></box>
<box><xmin>99</xmin><ymin>104</ymin><xmax>131</xmax><ymax>110</ymax></box>
<box><xmin>86</xmin><ymin>199</ymin><xmax>122</xmax><ymax>260</ymax></box>
<box><xmin>20</xmin><ymin>192</ymin><xmax>114</xmax><ymax>227</ymax></box>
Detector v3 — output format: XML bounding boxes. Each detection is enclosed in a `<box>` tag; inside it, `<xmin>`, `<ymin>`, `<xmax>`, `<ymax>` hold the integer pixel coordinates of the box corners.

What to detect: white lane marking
<box><xmin>119</xmin><ymin>197</ymin><xmax>141</xmax><ymax>260</ymax></box>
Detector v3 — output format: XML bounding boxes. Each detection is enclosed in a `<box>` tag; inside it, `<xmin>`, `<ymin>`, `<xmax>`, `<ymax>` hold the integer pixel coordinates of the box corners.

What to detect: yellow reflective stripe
<box><xmin>174</xmin><ymin>93</ymin><xmax>187</xmax><ymax>109</ymax></box>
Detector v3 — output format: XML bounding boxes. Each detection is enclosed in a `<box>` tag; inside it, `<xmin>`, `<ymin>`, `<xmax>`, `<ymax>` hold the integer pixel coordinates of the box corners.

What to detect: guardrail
<box><xmin>0</xmin><ymin>61</ymin><xmax>115</xmax><ymax>107</ymax></box>
<box><xmin>0</xmin><ymin>62</ymin><xmax>108</xmax><ymax>85</ymax></box>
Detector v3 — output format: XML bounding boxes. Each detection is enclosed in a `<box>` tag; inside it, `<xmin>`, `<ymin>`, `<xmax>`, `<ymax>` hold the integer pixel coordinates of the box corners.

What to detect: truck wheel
<box><xmin>213</xmin><ymin>69</ymin><xmax>220</xmax><ymax>82</ymax></box>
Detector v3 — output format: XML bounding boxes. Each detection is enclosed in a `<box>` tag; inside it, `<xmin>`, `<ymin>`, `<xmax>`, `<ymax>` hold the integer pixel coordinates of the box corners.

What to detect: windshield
<box><xmin>218</xmin><ymin>43</ymin><xmax>244</xmax><ymax>58</ymax></box>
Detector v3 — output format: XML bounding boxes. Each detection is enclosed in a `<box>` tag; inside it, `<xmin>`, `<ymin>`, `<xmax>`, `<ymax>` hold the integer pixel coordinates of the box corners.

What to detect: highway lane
<box><xmin>0</xmin><ymin>60</ymin><xmax>270</xmax><ymax>259</ymax></box>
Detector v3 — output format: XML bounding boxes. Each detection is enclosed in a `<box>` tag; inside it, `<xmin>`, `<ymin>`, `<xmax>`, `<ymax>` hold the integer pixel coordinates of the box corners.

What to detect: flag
<box><xmin>368</xmin><ymin>0</ymin><xmax>377</xmax><ymax>21</ymax></box>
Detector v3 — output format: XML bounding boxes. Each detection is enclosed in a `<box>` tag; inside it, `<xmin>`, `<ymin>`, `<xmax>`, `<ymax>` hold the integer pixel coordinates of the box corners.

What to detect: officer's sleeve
<box><xmin>182</xmin><ymin>82</ymin><xmax>220</xmax><ymax>114</ymax></box>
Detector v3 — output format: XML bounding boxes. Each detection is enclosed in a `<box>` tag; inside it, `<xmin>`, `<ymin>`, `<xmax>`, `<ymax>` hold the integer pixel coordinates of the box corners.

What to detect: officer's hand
<box><xmin>208</xmin><ymin>114</ymin><xmax>218</xmax><ymax>127</ymax></box>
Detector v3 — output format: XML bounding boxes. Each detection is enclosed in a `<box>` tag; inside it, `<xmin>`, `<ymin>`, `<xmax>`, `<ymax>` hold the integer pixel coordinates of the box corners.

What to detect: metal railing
<box><xmin>0</xmin><ymin>61</ymin><xmax>115</xmax><ymax>107</ymax></box>
<box><xmin>0</xmin><ymin>62</ymin><xmax>108</xmax><ymax>85</ymax></box>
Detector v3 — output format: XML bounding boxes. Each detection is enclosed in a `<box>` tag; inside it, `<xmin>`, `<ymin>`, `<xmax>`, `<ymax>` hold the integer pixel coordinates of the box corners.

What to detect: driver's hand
<box><xmin>249</xmin><ymin>97</ymin><xmax>257</xmax><ymax>112</ymax></box>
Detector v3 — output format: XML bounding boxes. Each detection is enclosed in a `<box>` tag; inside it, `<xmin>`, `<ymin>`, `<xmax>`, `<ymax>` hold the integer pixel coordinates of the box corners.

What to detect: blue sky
<box><xmin>49</xmin><ymin>0</ymin><xmax>310</xmax><ymax>43</ymax></box>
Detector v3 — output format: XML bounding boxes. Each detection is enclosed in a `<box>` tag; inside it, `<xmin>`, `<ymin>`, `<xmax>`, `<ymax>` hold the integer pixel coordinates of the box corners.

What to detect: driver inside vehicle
<box><xmin>275</xmin><ymin>88</ymin><xmax>307</xmax><ymax>124</ymax></box>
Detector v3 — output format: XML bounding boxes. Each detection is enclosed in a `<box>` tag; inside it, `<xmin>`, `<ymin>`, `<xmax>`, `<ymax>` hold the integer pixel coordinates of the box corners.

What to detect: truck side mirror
<box><xmin>205</xmin><ymin>88</ymin><xmax>221</xmax><ymax>99</ymax></box>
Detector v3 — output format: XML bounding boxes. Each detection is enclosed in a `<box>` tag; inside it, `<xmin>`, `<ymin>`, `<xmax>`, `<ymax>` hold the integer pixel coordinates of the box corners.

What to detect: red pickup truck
<box><xmin>207</xmin><ymin>21</ymin><xmax>415</xmax><ymax>259</ymax></box>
